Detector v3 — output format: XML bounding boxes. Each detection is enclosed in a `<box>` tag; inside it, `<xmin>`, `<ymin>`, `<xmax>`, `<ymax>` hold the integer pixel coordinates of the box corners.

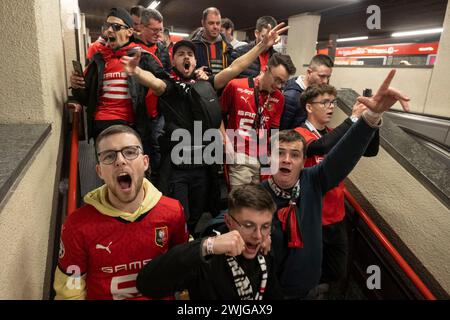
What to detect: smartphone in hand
<box><xmin>126</xmin><ymin>47</ymin><xmax>141</xmax><ymax>57</ymax></box>
<box><xmin>72</xmin><ymin>60</ymin><xmax>84</xmax><ymax>78</ymax></box>
<box><xmin>363</xmin><ymin>88</ymin><xmax>372</xmax><ymax>97</ymax></box>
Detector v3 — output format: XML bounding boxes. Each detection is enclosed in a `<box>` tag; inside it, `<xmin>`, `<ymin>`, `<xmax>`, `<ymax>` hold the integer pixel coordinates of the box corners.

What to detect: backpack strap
<box><xmin>248</xmin><ymin>77</ymin><xmax>262</xmax><ymax>130</ymax></box>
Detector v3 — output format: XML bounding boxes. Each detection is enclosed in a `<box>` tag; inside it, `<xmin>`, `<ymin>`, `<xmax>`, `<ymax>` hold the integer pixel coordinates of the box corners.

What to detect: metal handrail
<box><xmin>344</xmin><ymin>188</ymin><xmax>436</xmax><ymax>300</ymax></box>
<box><xmin>67</xmin><ymin>103</ymin><xmax>81</xmax><ymax>216</ymax></box>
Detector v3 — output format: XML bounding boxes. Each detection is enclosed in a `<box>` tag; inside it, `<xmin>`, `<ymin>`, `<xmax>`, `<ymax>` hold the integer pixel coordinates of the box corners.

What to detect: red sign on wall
<box><xmin>318</xmin><ymin>42</ymin><xmax>439</xmax><ymax>57</ymax></box>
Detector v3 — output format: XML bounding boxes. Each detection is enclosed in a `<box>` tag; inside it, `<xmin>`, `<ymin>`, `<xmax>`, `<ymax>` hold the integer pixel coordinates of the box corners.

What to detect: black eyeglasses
<box><xmin>267</xmin><ymin>67</ymin><xmax>287</xmax><ymax>88</ymax></box>
<box><xmin>310</xmin><ymin>99</ymin><xmax>338</xmax><ymax>109</ymax></box>
<box><xmin>102</xmin><ymin>22</ymin><xmax>129</xmax><ymax>32</ymax></box>
<box><xmin>144</xmin><ymin>25</ymin><xmax>163</xmax><ymax>33</ymax></box>
<box><xmin>228</xmin><ymin>214</ymin><xmax>272</xmax><ymax>237</ymax></box>
<box><xmin>97</xmin><ymin>145</ymin><xmax>142</xmax><ymax>165</ymax></box>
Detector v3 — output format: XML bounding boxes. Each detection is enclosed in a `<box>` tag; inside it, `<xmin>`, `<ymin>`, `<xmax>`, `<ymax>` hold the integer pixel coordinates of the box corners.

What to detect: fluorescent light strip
<box><xmin>337</xmin><ymin>36</ymin><xmax>369</xmax><ymax>42</ymax></box>
<box><xmin>171</xmin><ymin>32</ymin><xmax>189</xmax><ymax>37</ymax></box>
<box><xmin>392</xmin><ymin>28</ymin><xmax>443</xmax><ymax>37</ymax></box>
<box><xmin>148</xmin><ymin>1</ymin><xmax>161</xmax><ymax>10</ymax></box>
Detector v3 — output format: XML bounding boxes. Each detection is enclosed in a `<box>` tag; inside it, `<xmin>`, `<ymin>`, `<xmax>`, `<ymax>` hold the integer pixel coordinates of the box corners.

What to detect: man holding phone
<box><xmin>70</xmin><ymin>7</ymin><xmax>167</xmax><ymax>142</ymax></box>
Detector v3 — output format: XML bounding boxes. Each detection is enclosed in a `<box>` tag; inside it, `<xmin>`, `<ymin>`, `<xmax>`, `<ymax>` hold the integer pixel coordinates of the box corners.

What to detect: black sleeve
<box><xmin>306</xmin><ymin>118</ymin><xmax>352</xmax><ymax>157</ymax></box>
<box><xmin>264</xmin><ymin>254</ymin><xmax>284</xmax><ymax>300</ymax></box>
<box><xmin>140</xmin><ymin>53</ymin><xmax>170</xmax><ymax>80</ymax></box>
<box><xmin>71</xmin><ymin>62</ymin><xmax>97</xmax><ymax>105</ymax></box>
<box><xmin>363</xmin><ymin>129</ymin><xmax>380</xmax><ymax>157</ymax></box>
<box><xmin>136</xmin><ymin>239</ymin><xmax>208</xmax><ymax>298</ymax></box>
<box><xmin>311</xmin><ymin>118</ymin><xmax>378</xmax><ymax>194</ymax></box>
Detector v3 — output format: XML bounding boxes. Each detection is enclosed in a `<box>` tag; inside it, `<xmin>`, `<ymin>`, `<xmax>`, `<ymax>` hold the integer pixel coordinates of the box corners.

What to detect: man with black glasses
<box><xmin>54</xmin><ymin>125</ymin><xmax>188</xmax><ymax>299</ymax></box>
<box><xmin>136</xmin><ymin>184</ymin><xmax>283</xmax><ymax>300</ymax></box>
<box><xmin>295</xmin><ymin>83</ymin><xmax>378</xmax><ymax>298</ymax></box>
<box><xmin>220</xmin><ymin>53</ymin><xmax>296</xmax><ymax>188</ymax></box>
<box><xmin>70</xmin><ymin>7</ymin><xmax>167</xmax><ymax>142</ymax></box>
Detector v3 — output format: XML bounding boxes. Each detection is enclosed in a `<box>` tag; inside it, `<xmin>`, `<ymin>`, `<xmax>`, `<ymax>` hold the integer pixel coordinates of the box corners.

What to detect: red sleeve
<box><xmin>295</xmin><ymin>127</ymin><xmax>317</xmax><ymax>145</ymax></box>
<box><xmin>145</xmin><ymin>91</ymin><xmax>159</xmax><ymax>118</ymax></box>
<box><xmin>270</xmin><ymin>95</ymin><xmax>285</xmax><ymax>128</ymax></box>
<box><xmin>169</xmin><ymin>201</ymin><xmax>189</xmax><ymax>247</ymax></box>
<box><xmin>57</xmin><ymin>215</ymin><xmax>87</xmax><ymax>275</ymax></box>
<box><xmin>220</xmin><ymin>81</ymin><xmax>235</xmax><ymax>115</ymax></box>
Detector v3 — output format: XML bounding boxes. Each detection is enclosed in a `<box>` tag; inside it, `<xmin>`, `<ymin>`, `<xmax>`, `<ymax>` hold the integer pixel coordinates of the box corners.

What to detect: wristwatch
<box><xmin>350</xmin><ymin>115</ymin><xmax>359</xmax><ymax>123</ymax></box>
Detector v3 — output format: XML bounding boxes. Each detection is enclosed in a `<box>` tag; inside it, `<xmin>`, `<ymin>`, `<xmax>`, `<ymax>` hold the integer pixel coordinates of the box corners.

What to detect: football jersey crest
<box><xmin>155</xmin><ymin>226</ymin><xmax>168</xmax><ymax>247</ymax></box>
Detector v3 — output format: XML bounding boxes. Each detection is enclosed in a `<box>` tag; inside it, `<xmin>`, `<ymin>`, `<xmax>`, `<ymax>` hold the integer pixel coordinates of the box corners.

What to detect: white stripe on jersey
<box><xmin>103</xmin><ymin>79</ymin><xmax>128</xmax><ymax>86</ymax></box>
<box><xmin>103</xmin><ymin>87</ymin><xmax>129</xmax><ymax>93</ymax></box>
<box><xmin>102</xmin><ymin>93</ymin><xmax>131</xmax><ymax>99</ymax></box>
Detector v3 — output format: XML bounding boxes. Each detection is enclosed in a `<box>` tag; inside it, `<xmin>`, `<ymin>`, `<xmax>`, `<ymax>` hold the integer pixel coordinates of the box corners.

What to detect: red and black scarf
<box><xmin>268</xmin><ymin>178</ymin><xmax>304</xmax><ymax>248</ymax></box>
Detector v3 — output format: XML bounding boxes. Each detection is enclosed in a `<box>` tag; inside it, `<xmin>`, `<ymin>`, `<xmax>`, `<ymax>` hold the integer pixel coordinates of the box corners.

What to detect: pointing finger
<box><xmin>377</xmin><ymin>69</ymin><xmax>396</xmax><ymax>94</ymax></box>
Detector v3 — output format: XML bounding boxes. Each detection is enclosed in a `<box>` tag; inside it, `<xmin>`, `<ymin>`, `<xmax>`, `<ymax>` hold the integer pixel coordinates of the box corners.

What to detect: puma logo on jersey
<box><xmin>240</xmin><ymin>96</ymin><xmax>250</xmax><ymax>104</ymax></box>
<box><xmin>96</xmin><ymin>242</ymin><xmax>112</xmax><ymax>254</ymax></box>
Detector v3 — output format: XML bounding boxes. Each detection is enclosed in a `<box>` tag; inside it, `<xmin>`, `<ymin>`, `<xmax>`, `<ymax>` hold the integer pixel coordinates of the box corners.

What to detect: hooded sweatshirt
<box><xmin>54</xmin><ymin>179</ymin><xmax>188</xmax><ymax>300</ymax></box>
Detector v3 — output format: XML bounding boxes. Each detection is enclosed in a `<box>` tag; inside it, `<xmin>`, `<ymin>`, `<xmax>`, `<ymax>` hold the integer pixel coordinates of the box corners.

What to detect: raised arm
<box><xmin>121</xmin><ymin>50</ymin><xmax>167</xmax><ymax>96</ymax></box>
<box><xmin>306</xmin><ymin>102</ymin><xmax>365</xmax><ymax>156</ymax></box>
<box><xmin>213</xmin><ymin>23</ymin><xmax>289</xmax><ymax>90</ymax></box>
<box><xmin>314</xmin><ymin>69</ymin><xmax>410</xmax><ymax>192</ymax></box>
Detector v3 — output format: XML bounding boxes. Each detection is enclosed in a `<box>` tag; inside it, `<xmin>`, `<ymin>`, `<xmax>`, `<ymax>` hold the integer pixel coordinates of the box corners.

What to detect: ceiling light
<box><xmin>337</xmin><ymin>36</ymin><xmax>369</xmax><ymax>43</ymax></box>
<box><xmin>392</xmin><ymin>28</ymin><xmax>443</xmax><ymax>37</ymax></box>
<box><xmin>171</xmin><ymin>32</ymin><xmax>189</xmax><ymax>37</ymax></box>
<box><xmin>148</xmin><ymin>1</ymin><xmax>161</xmax><ymax>10</ymax></box>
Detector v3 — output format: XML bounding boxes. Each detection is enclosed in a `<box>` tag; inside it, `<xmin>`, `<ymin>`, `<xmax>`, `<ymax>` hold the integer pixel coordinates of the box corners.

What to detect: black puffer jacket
<box><xmin>231</xmin><ymin>40</ymin><xmax>276</xmax><ymax>78</ymax></box>
<box><xmin>279</xmin><ymin>77</ymin><xmax>306</xmax><ymax>130</ymax></box>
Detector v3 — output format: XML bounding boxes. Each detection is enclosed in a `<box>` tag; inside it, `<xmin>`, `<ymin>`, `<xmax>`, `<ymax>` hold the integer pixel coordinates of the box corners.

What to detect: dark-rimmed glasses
<box><xmin>267</xmin><ymin>67</ymin><xmax>287</xmax><ymax>88</ymax></box>
<box><xmin>97</xmin><ymin>145</ymin><xmax>142</xmax><ymax>165</ymax></box>
<box><xmin>144</xmin><ymin>25</ymin><xmax>163</xmax><ymax>34</ymax></box>
<box><xmin>310</xmin><ymin>99</ymin><xmax>338</xmax><ymax>109</ymax></box>
<box><xmin>228</xmin><ymin>214</ymin><xmax>272</xmax><ymax>237</ymax></box>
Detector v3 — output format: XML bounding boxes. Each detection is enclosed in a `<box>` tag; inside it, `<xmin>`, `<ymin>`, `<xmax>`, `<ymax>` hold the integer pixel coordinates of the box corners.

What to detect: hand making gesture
<box><xmin>261</xmin><ymin>22</ymin><xmax>289</xmax><ymax>50</ymax></box>
<box><xmin>357</xmin><ymin>69</ymin><xmax>410</xmax><ymax>114</ymax></box>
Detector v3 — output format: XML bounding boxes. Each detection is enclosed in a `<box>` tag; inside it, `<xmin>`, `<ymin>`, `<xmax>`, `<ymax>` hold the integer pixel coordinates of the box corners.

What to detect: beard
<box><xmin>110</xmin><ymin>175</ymin><xmax>144</xmax><ymax>204</ymax></box>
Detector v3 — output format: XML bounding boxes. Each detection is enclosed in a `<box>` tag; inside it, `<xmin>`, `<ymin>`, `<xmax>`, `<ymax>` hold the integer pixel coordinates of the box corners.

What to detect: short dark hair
<box><xmin>202</xmin><ymin>7</ymin><xmax>221</xmax><ymax>21</ymax></box>
<box><xmin>300</xmin><ymin>83</ymin><xmax>337</xmax><ymax>109</ymax></box>
<box><xmin>268</xmin><ymin>53</ymin><xmax>297</xmax><ymax>76</ymax></box>
<box><xmin>309</xmin><ymin>54</ymin><xmax>334</xmax><ymax>69</ymax></box>
<box><xmin>256</xmin><ymin>16</ymin><xmax>277</xmax><ymax>32</ymax></box>
<box><xmin>228</xmin><ymin>184</ymin><xmax>277</xmax><ymax>216</ymax></box>
<box><xmin>272</xmin><ymin>130</ymin><xmax>308</xmax><ymax>158</ymax></box>
<box><xmin>95</xmin><ymin>125</ymin><xmax>143</xmax><ymax>151</ymax></box>
<box><xmin>141</xmin><ymin>8</ymin><xmax>163</xmax><ymax>25</ymax></box>
<box><xmin>130</xmin><ymin>5</ymin><xmax>145</xmax><ymax>17</ymax></box>
<box><xmin>221</xmin><ymin>17</ymin><xmax>234</xmax><ymax>31</ymax></box>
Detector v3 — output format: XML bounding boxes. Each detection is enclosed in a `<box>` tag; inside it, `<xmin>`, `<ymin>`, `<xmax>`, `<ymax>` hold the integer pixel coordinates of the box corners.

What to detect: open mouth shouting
<box><xmin>183</xmin><ymin>60</ymin><xmax>191</xmax><ymax>74</ymax></box>
<box><xmin>279</xmin><ymin>167</ymin><xmax>292</xmax><ymax>174</ymax></box>
<box><xmin>106</xmin><ymin>35</ymin><xmax>118</xmax><ymax>48</ymax></box>
<box><xmin>243</xmin><ymin>241</ymin><xmax>261</xmax><ymax>257</ymax></box>
<box><xmin>117</xmin><ymin>172</ymin><xmax>132</xmax><ymax>192</ymax></box>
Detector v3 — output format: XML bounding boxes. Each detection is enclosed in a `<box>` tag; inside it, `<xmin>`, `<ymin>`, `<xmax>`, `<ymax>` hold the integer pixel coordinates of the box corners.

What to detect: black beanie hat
<box><xmin>107</xmin><ymin>7</ymin><xmax>133</xmax><ymax>28</ymax></box>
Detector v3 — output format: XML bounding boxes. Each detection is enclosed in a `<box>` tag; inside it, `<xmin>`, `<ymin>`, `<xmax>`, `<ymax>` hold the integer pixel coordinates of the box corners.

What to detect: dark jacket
<box><xmin>136</xmin><ymin>227</ymin><xmax>283</xmax><ymax>300</ymax></box>
<box><xmin>191</xmin><ymin>32</ymin><xmax>233</xmax><ymax>75</ymax></box>
<box><xmin>280</xmin><ymin>77</ymin><xmax>306</xmax><ymax>130</ymax></box>
<box><xmin>134</xmin><ymin>36</ymin><xmax>172</xmax><ymax>73</ymax></box>
<box><xmin>231</xmin><ymin>40</ymin><xmax>276</xmax><ymax>78</ymax></box>
<box><xmin>72</xmin><ymin>45</ymin><xmax>167</xmax><ymax>140</ymax></box>
<box><xmin>262</xmin><ymin>118</ymin><xmax>378</xmax><ymax>299</ymax></box>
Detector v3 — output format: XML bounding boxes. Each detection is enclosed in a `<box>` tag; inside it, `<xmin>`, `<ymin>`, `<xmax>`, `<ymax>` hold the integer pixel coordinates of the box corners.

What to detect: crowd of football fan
<box><xmin>55</xmin><ymin>5</ymin><xmax>410</xmax><ymax>300</ymax></box>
